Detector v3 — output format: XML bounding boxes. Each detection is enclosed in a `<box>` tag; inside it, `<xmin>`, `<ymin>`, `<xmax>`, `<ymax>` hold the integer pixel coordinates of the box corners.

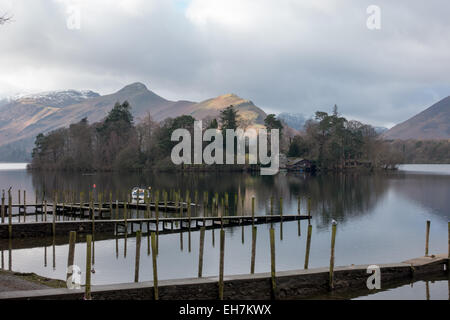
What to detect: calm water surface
<box><xmin>0</xmin><ymin>164</ymin><xmax>449</xmax><ymax>300</ymax></box>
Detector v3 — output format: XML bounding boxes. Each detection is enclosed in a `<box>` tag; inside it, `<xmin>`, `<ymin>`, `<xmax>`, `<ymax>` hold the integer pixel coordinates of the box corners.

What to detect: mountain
<box><xmin>277</xmin><ymin>112</ymin><xmax>307</xmax><ymax>131</ymax></box>
<box><xmin>0</xmin><ymin>83</ymin><xmax>268</xmax><ymax>161</ymax></box>
<box><xmin>383</xmin><ymin>96</ymin><xmax>450</xmax><ymax>140</ymax></box>
<box><xmin>374</xmin><ymin>126</ymin><xmax>388</xmax><ymax>135</ymax></box>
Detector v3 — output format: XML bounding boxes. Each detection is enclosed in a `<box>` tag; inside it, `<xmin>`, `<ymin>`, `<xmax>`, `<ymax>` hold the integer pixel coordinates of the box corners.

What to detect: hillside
<box><xmin>383</xmin><ymin>96</ymin><xmax>450</xmax><ymax>140</ymax></box>
<box><xmin>0</xmin><ymin>83</ymin><xmax>268</xmax><ymax>161</ymax></box>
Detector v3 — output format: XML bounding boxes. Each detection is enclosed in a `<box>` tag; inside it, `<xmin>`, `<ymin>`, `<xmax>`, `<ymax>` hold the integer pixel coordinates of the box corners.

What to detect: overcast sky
<box><xmin>1</xmin><ymin>0</ymin><xmax>449</xmax><ymax>127</ymax></box>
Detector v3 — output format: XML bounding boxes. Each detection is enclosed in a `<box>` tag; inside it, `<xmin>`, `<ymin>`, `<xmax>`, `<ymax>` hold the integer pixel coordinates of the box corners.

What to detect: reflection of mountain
<box><xmin>387</xmin><ymin>173</ymin><xmax>450</xmax><ymax>221</ymax></box>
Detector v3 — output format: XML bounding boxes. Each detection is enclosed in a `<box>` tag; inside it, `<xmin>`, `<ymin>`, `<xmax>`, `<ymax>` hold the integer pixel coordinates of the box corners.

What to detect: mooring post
<box><xmin>18</xmin><ymin>190</ymin><xmax>21</xmax><ymax>218</ymax></box>
<box><xmin>329</xmin><ymin>222</ymin><xmax>337</xmax><ymax>290</ymax></box>
<box><xmin>85</xmin><ymin>234</ymin><xmax>92</xmax><ymax>300</ymax></box>
<box><xmin>124</xmin><ymin>202</ymin><xmax>128</xmax><ymax>231</ymax></box>
<box><xmin>447</xmin><ymin>221</ymin><xmax>449</xmax><ymax>270</ymax></box>
<box><xmin>198</xmin><ymin>227</ymin><xmax>205</xmax><ymax>278</ymax></box>
<box><xmin>251</xmin><ymin>197</ymin><xmax>255</xmax><ymax>224</ymax></box>
<box><xmin>23</xmin><ymin>190</ymin><xmax>26</xmax><ymax>223</ymax></box>
<box><xmin>251</xmin><ymin>226</ymin><xmax>257</xmax><ymax>274</ymax></box>
<box><xmin>151</xmin><ymin>232</ymin><xmax>159</xmax><ymax>300</ymax></box>
<box><xmin>280</xmin><ymin>197</ymin><xmax>283</xmax><ymax>241</ymax></box>
<box><xmin>135</xmin><ymin>230</ymin><xmax>141</xmax><ymax>283</ymax></box>
<box><xmin>425</xmin><ymin>220</ymin><xmax>431</xmax><ymax>256</ymax></box>
<box><xmin>1</xmin><ymin>190</ymin><xmax>5</xmax><ymax>224</ymax></box>
<box><xmin>144</xmin><ymin>190</ymin><xmax>148</xmax><ymax>219</ymax></box>
<box><xmin>8</xmin><ymin>190</ymin><xmax>12</xmax><ymax>239</ymax></box>
<box><xmin>91</xmin><ymin>196</ymin><xmax>95</xmax><ymax>236</ymax></box>
<box><xmin>79</xmin><ymin>192</ymin><xmax>83</xmax><ymax>219</ymax></box>
<box><xmin>109</xmin><ymin>191</ymin><xmax>113</xmax><ymax>219</ymax></box>
<box><xmin>308</xmin><ymin>197</ymin><xmax>311</xmax><ymax>219</ymax></box>
<box><xmin>270</xmin><ymin>197</ymin><xmax>273</xmax><ymax>216</ymax></box>
<box><xmin>44</xmin><ymin>200</ymin><xmax>47</xmax><ymax>222</ymax></box>
<box><xmin>219</xmin><ymin>228</ymin><xmax>225</xmax><ymax>300</ymax></box>
<box><xmin>304</xmin><ymin>224</ymin><xmax>312</xmax><ymax>269</ymax></box>
<box><xmin>52</xmin><ymin>198</ymin><xmax>56</xmax><ymax>237</ymax></box>
<box><xmin>270</xmin><ymin>227</ymin><xmax>277</xmax><ymax>299</ymax></box>
<box><xmin>67</xmin><ymin>231</ymin><xmax>76</xmax><ymax>282</ymax></box>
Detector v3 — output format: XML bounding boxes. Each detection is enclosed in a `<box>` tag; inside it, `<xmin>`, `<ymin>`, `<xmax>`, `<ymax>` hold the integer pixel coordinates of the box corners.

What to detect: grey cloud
<box><xmin>0</xmin><ymin>0</ymin><xmax>449</xmax><ymax>128</ymax></box>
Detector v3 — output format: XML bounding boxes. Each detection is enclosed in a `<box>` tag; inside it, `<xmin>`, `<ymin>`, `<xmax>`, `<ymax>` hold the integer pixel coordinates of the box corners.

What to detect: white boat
<box><xmin>131</xmin><ymin>187</ymin><xmax>151</xmax><ymax>202</ymax></box>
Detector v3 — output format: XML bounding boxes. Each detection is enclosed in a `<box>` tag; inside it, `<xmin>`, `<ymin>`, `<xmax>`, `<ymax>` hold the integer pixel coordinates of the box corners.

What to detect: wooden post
<box><xmin>151</xmin><ymin>232</ymin><xmax>159</xmax><ymax>300</ymax></box>
<box><xmin>270</xmin><ymin>227</ymin><xmax>276</xmax><ymax>299</ymax></box>
<box><xmin>135</xmin><ymin>230</ymin><xmax>141</xmax><ymax>283</ymax></box>
<box><xmin>18</xmin><ymin>190</ymin><xmax>21</xmax><ymax>223</ymax></box>
<box><xmin>308</xmin><ymin>197</ymin><xmax>311</xmax><ymax>218</ymax></box>
<box><xmin>115</xmin><ymin>200</ymin><xmax>119</xmax><ymax>220</ymax></box>
<box><xmin>109</xmin><ymin>191</ymin><xmax>113</xmax><ymax>219</ymax></box>
<box><xmin>304</xmin><ymin>224</ymin><xmax>312</xmax><ymax>269</ymax></box>
<box><xmin>35</xmin><ymin>189</ymin><xmax>38</xmax><ymax>222</ymax></box>
<box><xmin>8</xmin><ymin>191</ymin><xmax>12</xmax><ymax>239</ymax></box>
<box><xmin>425</xmin><ymin>220</ymin><xmax>431</xmax><ymax>256</ymax></box>
<box><xmin>447</xmin><ymin>221</ymin><xmax>449</xmax><ymax>271</ymax></box>
<box><xmin>218</xmin><ymin>228</ymin><xmax>225</xmax><ymax>300</ymax></box>
<box><xmin>145</xmin><ymin>190</ymin><xmax>149</xmax><ymax>219</ymax></box>
<box><xmin>251</xmin><ymin>197</ymin><xmax>255</xmax><ymax>223</ymax></box>
<box><xmin>329</xmin><ymin>222</ymin><xmax>337</xmax><ymax>290</ymax></box>
<box><xmin>52</xmin><ymin>193</ymin><xmax>57</xmax><ymax>236</ymax></box>
<box><xmin>198</xmin><ymin>227</ymin><xmax>205</xmax><ymax>278</ymax></box>
<box><xmin>1</xmin><ymin>190</ymin><xmax>4</xmax><ymax>224</ymax></box>
<box><xmin>124</xmin><ymin>202</ymin><xmax>128</xmax><ymax>231</ymax></box>
<box><xmin>280</xmin><ymin>197</ymin><xmax>283</xmax><ymax>241</ymax></box>
<box><xmin>23</xmin><ymin>190</ymin><xmax>26</xmax><ymax>222</ymax></box>
<box><xmin>225</xmin><ymin>193</ymin><xmax>229</xmax><ymax>210</ymax></box>
<box><xmin>44</xmin><ymin>200</ymin><xmax>47</xmax><ymax>222</ymax></box>
<box><xmin>85</xmin><ymin>235</ymin><xmax>92</xmax><ymax>300</ymax></box>
<box><xmin>251</xmin><ymin>226</ymin><xmax>257</xmax><ymax>274</ymax></box>
<box><xmin>67</xmin><ymin>231</ymin><xmax>76</xmax><ymax>282</ymax></box>
<box><xmin>91</xmin><ymin>195</ymin><xmax>95</xmax><ymax>236</ymax></box>
<box><xmin>79</xmin><ymin>192</ymin><xmax>83</xmax><ymax>219</ymax></box>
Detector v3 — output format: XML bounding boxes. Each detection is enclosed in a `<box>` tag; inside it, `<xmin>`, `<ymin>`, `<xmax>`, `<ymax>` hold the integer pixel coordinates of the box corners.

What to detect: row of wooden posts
<box><xmin>1</xmin><ymin>187</ymin><xmax>313</xmax><ymax>243</ymax></box>
<box><xmin>70</xmin><ymin>218</ymin><xmax>448</xmax><ymax>300</ymax></box>
<box><xmin>1</xmin><ymin>188</ymin><xmax>313</xmax><ymax>219</ymax></box>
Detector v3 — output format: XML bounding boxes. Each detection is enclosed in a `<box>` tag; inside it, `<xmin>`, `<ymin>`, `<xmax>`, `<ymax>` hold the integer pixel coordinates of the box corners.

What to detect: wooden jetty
<box><xmin>3</xmin><ymin>201</ymin><xmax>193</xmax><ymax>220</ymax></box>
<box><xmin>0</xmin><ymin>214</ymin><xmax>309</xmax><ymax>239</ymax></box>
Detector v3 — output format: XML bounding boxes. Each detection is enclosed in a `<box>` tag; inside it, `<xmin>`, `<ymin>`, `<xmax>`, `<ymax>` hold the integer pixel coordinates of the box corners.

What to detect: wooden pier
<box><xmin>0</xmin><ymin>214</ymin><xmax>309</xmax><ymax>239</ymax></box>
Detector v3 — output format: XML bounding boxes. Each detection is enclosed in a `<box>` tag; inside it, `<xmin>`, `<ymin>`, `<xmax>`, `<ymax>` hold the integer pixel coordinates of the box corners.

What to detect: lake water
<box><xmin>0</xmin><ymin>164</ymin><xmax>449</xmax><ymax>299</ymax></box>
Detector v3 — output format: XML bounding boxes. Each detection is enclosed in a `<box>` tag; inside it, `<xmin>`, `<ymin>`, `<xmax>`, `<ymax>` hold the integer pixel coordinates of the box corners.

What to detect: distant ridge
<box><xmin>0</xmin><ymin>83</ymin><xmax>268</xmax><ymax>160</ymax></box>
<box><xmin>383</xmin><ymin>96</ymin><xmax>450</xmax><ymax>140</ymax></box>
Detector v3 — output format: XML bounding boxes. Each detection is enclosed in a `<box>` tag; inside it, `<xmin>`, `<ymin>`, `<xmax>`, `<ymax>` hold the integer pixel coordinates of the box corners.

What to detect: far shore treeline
<box><xmin>30</xmin><ymin>101</ymin><xmax>407</xmax><ymax>172</ymax></box>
